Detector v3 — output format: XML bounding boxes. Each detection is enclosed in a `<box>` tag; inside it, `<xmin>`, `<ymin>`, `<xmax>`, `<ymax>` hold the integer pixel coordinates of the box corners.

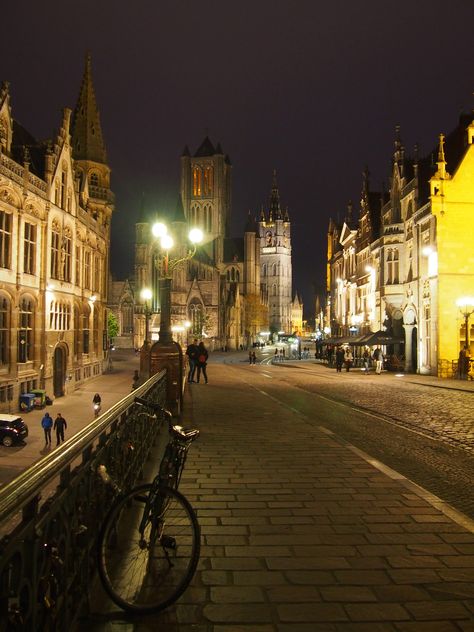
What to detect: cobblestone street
<box><xmin>84</xmin><ymin>357</ymin><xmax>474</xmax><ymax>630</ymax></box>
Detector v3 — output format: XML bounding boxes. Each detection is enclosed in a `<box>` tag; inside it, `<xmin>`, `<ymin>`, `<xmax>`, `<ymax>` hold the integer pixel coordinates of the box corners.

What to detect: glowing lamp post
<box><xmin>456</xmin><ymin>297</ymin><xmax>474</xmax><ymax>349</ymax></box>
<box><xmin>152</xmin><ymin>222</ymin><xmax>203</xmax><ymax>345</ymax></box>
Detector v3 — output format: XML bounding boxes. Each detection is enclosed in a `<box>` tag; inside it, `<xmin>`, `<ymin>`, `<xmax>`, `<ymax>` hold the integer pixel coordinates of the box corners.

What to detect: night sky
<box><xmin>2</xmin><ymin>1</ymin><xmax>474</xmax><ymax>318</ymax></box>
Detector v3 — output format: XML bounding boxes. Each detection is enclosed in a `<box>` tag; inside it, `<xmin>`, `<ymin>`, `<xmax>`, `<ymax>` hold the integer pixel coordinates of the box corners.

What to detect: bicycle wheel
<box><xmin>98</xmin><ymin>483</ymin><xmax>200</xmax><ymax>613</ymax></box>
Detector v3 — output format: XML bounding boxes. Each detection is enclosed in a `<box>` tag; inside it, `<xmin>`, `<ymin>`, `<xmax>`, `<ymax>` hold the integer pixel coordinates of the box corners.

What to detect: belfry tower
<box><xmin>180</xmin><ymin>136</ymin><xmax>232</xmax><ymax>265</ymax></box>
<box><xmin>259</xmin><ymin>170</ymin><xmax>292</xmax><ymax>334</ymax></box>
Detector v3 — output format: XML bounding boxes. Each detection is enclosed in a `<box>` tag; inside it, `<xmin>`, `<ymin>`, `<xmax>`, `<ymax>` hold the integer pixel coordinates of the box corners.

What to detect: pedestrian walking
<box><xmin>362</xmin><ymin>348</ymin><xmax>370</xmax><ymax>373</ymax></box>
<box><xmin>274</xmin><ymin>348</ymin><xmax>278</xmax><ymax>363</ymax></box>
<box><xmin>41</xmin><ymin>412</ymin><xmax>53</xmax><ymax>445</ymax></box>
<box><xmin>249</xmin><ymin>350</ymin><xmax>253</xmax><ymax>364</ymax></box>
<box><xmin>344</xmin><ymin>347</ymin><xmax>353</xmax><ymax>372</ymax></box>
<box><xmin>196</xmin><ymin>341</ymin><xmax>209</xmax><ymax>384</ymax></box>
<box><xmin>186</xmin><ymin>338</ymin><xmax>199</xmax><ymax>383</ymax></box>
<box><xmin>373</xmin><ymin>346</ymin><xmax>383</xmax><ymax>374</ymax></box>
<box><xmin>251</xmin><ymin>351</ymin><xmax>256</xmax><ymax>365</ymax></box>
<box><xmin>335</xmin><ymin>346</ymin><xmax>344</xmax><ymax>372</ymax></box>
<box><xmin>54</xmin><ymin>413</ymin><xmax>67</xmax><ymax>446</ymax></box>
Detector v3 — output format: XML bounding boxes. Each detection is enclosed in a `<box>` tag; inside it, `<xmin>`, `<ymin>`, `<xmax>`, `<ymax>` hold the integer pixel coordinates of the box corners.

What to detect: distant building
<box><xmin>259</xmin><ymin>170</ymin><xmax>293</xmax><ymax>335</ymax></box>
<box><xmin>0</xmin><ymin>55</ymin><xmax>113</xmax><ymax>410</ymax></box>
<box><xmin>134</xmin><ymin>138</ymin><xmax>274</xmax><ymax>350</ymax></box>
<box><xmin>327</xmin><ymin>115</ymin><xmax>474</xmax><ymax>376</ymax></box>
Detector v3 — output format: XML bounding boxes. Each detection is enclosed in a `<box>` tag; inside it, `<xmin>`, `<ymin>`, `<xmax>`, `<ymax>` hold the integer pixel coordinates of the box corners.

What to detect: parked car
<box><xmin>0</xmin><ymin>415</ymin><xmax>28</xmax><ymax>447</ymax></box>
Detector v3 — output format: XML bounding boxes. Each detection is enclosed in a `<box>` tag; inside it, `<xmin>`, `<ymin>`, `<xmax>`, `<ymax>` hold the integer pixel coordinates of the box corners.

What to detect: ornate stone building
<box><xmin>327</xmin><ymin>113</ymin><xmax>474</xmax><ymax>376</ymax></box>
<box><xmin>259</xmin><ymin>170</ymin><xmax>293</xmax><ymax>334</ymax></box>
<box><xmin>0</xmin><ymin>55</ymin><xmax>113</xmax><ymax>410</ymax></box>
<box><xmin>134</xmin><ymin>138</ymin><xmax>270</xmax><ymax>350</ymax></box>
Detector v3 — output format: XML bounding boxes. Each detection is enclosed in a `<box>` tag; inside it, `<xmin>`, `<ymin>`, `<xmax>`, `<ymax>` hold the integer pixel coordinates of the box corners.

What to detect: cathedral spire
<box><xmin>436</xmin><ymin>132</ymin><xmax>447</xmax><ymax>179</ymax></box>
<box><xmin>71</xmin><ymin>53</ymin><xmax>107</xmax><ymax>164</ymax></box>
<box><xmin>269</xmin><ymin>168</ymin><xmax>282</xmax><ymax>219</ymax></box>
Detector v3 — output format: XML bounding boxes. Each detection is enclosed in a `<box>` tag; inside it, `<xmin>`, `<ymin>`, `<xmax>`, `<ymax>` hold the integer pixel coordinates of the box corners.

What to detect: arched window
<box><xmin>50</xmin><ymin>222</ymin><xmax>61</xmax><ymax>279</ymax></box>
<box><xmin>236</xmin><ymin>270</ymin><xmax>240</xmax><ymax>282</ymax></box>
<box><xmin>18</xmin><ymin>297</ymin><xmax>34</xmax><ymax>363</ymax></box>
<box><xmin>23</xmin><ymin>222</ymin><xmax>36</xmax><ymax>275</ymax></box>
<box><xmin>231</xmin><ymin>268</ymin><xmax>235</xmax><ymax>281</ymax></box>
<box><xmin>203</xmin><ymin>166</ymin><xmax>213</xmax><ymax>195</ymax></box>
<box><xmin>0</xmin><ymin>297</ymin><xmax>9</xmax><ymax>365</ymax></box>
<box><xmin>82</xmin><ymin>305</ymin><xmax>90</xmax><ymax>354</ymax></box>
<box><xmin>0</xmin><ymin>211</ymin><xmax>12</xmax><ymax>269</ymax></box>
<box><xmin>192</xmin><ymin>167</ymin><xmax>202</xmax><ymax>196</ymax></box>
<box><xmin>93</xmin><ymin>308</ymin><xmax>99</xmax><ymax>353</ymax></box>
<box><xmin>188</xmin><ymin>299</ymin><xmax>204</xmax><ymax>336</ymax></box>
<box><xmin>74</xmin><ymin>305</ymin><xmax>80</xmax><ymax>357</ymax></box>
<box><xmin>226</xmin><ymin>270</ymin><xmax>230</xmax><ymax>281</ymax></box>
<box><xmin>272</xmin><ymin>263</ymin><xmax>277</xmax><ymax>276</ymax></box>
<box><xmin>272</xmin><ymin>283</ymin><xmax>277</xmax><ymax>296</ymax></box>
<box><xmin>89</xmin><ymin>172</ymin><xmax>99</xmax><ymax>187</ymax></box>
<box><xmin>62</xmin><ymin>228</ymin><xmax>72</xmax><ymax>282</ymax></box>
<box><xmin>262</xmin><ymin>264</ymin><xmax>267</xmax><ymax>277</ymax></box>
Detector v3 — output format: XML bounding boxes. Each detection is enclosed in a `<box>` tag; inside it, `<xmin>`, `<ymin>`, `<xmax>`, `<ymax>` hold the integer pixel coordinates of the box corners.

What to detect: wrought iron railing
<box><xmin>0</xmin><ymin>370</ymin><xmax>167</xmax><ymax>631</ymax></box>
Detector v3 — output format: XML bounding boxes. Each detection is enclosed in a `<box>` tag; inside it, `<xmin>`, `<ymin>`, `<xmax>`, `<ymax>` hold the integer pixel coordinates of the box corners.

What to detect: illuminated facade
<box><xmin>328</xmin><ymin>115</ymin><xmax>474</xmax><ymax>376</ymax></box>
<box><xmin>0</xmin><ymin>56</ymin><xmax>113</xmax><ymax>410</ymax></box>
<box><xmin>134</xmin><ymin>138</ymin><xmax>269</xmax><ymax>350</ymax></box>
<box><xmin>259</xmin><ymin>170</ymin><xmax>293</xmax><ymax>334</ymax></box>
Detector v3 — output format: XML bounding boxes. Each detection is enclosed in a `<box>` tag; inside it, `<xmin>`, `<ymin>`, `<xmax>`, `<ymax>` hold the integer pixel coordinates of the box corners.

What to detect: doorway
<box><xmin>53</xmin><ymin>346</ymin><xmax>66</xmax><ymax>397</ymax></box>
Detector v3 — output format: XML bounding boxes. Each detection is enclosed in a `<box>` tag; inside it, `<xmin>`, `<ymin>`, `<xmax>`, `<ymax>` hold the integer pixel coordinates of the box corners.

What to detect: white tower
<box><xmin>259</xmin><ymin>170</ymin><xmax>292</xmax><ymax>334</ymax></box>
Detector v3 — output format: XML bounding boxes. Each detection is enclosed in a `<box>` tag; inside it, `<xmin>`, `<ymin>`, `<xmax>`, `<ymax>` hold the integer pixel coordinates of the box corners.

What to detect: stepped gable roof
<box><xmin>194</xmin><ymin>136</ymin><xmax>216</xmax><ymax>157</ymax></box>
<box><xmin>11</xmin><ymin>120</ymin><xmax>46</xmax><ymax>178</ymax></box>
<box><xmin>224</xmin><ymin>237</ymin><xmax>244</xmax><ymax>263</ymax></box>
<box><xmin>71</xmin><ymin>53</ymin><xmax>107</xmax><ymax>164</ymax></box>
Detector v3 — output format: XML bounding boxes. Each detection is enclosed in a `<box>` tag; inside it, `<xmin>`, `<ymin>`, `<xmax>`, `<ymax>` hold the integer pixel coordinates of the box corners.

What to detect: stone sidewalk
<box><xmin>85</xmin><ymin>362</ymin><xmax>474</xmax><ymax>631</ymax></box>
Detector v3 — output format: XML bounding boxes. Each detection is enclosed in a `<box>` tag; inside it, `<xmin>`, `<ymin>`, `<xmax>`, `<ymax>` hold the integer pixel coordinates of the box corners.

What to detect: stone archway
<box><xmin>403</xmin><ymin>307</ymin><xmax>417</xmax><ymax>373</ymax></box>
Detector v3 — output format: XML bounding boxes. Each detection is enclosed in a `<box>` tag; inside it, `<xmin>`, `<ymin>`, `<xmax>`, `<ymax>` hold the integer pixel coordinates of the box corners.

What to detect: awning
<box><xmin>322</xmin><ymin>335</ymin><xmax>364</xmax><ymax>345</ymax></box>
<box><xmin>360</xmin><ymin>330</ymin><xmax>404</xmax><ymax>346</ymax></box>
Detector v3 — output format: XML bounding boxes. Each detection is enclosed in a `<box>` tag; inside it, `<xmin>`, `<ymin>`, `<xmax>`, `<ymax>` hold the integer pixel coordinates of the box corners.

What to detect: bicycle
<box><xmin>97</xmin><ymin>396</ymin><xmax>200</xmax><ymax>614</ymax></box>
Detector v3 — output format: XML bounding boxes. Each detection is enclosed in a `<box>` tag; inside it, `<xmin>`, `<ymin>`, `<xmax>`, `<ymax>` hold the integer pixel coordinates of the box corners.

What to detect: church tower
<box><xmin>259</xmin><ymin>170</ymin><xmax>292</xmax><ymax>334</ymax></box>
<box><xmin>180</xmin><ymin>137</ymin><xmax>232</xmax><ymax>265</ymax></box>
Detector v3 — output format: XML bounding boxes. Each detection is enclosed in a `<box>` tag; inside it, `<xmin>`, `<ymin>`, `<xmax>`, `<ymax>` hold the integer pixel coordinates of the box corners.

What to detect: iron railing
<box><xmin>0</xmin><ymin>370</ymin><xmax>167</xmax><ymax>631</ymax></box>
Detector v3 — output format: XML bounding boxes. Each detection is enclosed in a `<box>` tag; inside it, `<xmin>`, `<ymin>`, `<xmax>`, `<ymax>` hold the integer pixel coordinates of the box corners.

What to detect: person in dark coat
<box><xmin>335</xmin><ymin>346</ymin><xmax>344</xmax><ymax>373</ymax></box>
<box><xmin>186</xmin><ymin>338</ymin><xmax>199</xmax><ymax>383</ymax></box>
<box><xmin>196</xmin><ymin>341</ymin><xmax>209</xmax><ymax>384</ymax></box>
<box><xmin>54</xmin><ymin>413</ymin><xmax>67</xmax><ymax>446</ymax></box>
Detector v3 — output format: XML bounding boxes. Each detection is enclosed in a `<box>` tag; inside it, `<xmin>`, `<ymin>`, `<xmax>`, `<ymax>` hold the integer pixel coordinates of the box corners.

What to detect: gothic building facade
<box><xmin>327</xmin><ymin>113</ymin><xmax>474</xmax><ymax>377</ymax></box>
<box><xmin>0</xmin><ymin>56</ymin><xmax>113</xmax><ymax>411</ymax></box>
<box><xmin>134</xmin><ymin>138</ymin><xmax>296</xmax><ymax>350</ymax></box>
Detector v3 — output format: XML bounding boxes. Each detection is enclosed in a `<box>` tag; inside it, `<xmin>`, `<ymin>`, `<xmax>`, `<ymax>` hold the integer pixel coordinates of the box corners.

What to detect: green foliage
<box><xmin>107</xmin><ymin>312</ymin><xmax>119</xmax><ymax>339</ymax></box>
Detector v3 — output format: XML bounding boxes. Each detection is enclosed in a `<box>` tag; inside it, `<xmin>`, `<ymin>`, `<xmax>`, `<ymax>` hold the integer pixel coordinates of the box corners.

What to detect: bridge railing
<box><xmin>0</xmin><ymin>370</ymin><xmax>167</xmax><ymax>631</ymax></box>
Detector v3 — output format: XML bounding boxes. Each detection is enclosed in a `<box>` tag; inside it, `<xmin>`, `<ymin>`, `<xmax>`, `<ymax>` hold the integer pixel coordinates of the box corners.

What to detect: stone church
<box><xmin>132</xmin><ymin>138</ymin><xmax>295</xmax><ymax>350</ymax></box>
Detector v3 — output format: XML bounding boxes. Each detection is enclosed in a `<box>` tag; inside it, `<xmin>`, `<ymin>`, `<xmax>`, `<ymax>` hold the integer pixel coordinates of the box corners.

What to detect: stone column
<box><xmin>404</xmin><ymin>324</ymin><xmax>414</xmax><ymax>373</ymax></box>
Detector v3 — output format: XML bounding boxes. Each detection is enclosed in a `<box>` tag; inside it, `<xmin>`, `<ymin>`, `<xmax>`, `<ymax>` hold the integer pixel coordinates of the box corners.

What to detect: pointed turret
<box><xmin>269</xmin><ymin>169</ymin><xmax>282</xmax><ymax>219</ymax></box>
<box><xmin>181</xmin><ymin>145</ymin><xmax>190</xmax><ymax>157</ymax></box>
<box><xmin>71</xmin><ymin>53</ymin><xmax>107</xmax><ymax>164</ymax></box>
<box><xmin>259</xmin><ymin>204</ymin><xmax>266</xmax><ymax>222</ymax></box>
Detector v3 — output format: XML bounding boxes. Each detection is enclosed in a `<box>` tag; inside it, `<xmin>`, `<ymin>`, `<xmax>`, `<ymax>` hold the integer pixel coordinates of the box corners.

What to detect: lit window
<box><xmin>0</xmin><ymin>211</ymin><xmax>12</xmax><ymax>269</ymax></box>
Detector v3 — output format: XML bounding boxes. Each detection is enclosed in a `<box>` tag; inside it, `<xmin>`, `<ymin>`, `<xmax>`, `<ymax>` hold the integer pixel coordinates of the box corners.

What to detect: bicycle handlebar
<box><xmin>134</xmin><ymin>396</ymin><xmax>172</xmax><ymax>419</ymax></box>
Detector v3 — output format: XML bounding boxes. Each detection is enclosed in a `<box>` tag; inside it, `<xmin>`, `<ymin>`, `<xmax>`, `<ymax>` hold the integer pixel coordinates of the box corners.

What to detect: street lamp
<box><xmin>151</xmin><ymin>222</ymin><xmax>203</xmax><ymax>344</ymax></box>
<box><xmin>456</xmin><ymin>296</ymin><xmax>474</xmax><ymax>349</ymax></box>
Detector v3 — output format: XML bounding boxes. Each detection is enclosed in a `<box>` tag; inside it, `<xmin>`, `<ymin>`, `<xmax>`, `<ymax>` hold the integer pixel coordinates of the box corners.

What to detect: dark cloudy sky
<box><xmin>2</xmin><ymin>1</ymin><xmax>474</xmax><ymax>317</ymax></box>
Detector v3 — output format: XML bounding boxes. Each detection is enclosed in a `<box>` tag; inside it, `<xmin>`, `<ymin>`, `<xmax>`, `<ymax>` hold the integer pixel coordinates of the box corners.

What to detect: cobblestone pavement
<box><xmin>84</xmin><ymin>361</ymin><xmax>474</xmax><ymax>631</ymax></box>
<box><xmin>288</xmin><ymin>362</ymin><xmax>474</xmax><ymax>452</ymax></box>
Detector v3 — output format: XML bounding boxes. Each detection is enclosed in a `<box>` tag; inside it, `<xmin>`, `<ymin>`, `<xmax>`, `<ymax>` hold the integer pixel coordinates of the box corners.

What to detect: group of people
<box><xmin>185</xmin><ymin>338</ymin><xmax>209</xmax><ymax>384</ymax></box>
<box><xmin>40</xmin><ymin>412</ymin><xmax>67</xmax><ymax>446</ymax></box>
<box><xmin>335</xmin><ymin>345</ymin><xmax>384</xmax><ymax>374</ymax></box>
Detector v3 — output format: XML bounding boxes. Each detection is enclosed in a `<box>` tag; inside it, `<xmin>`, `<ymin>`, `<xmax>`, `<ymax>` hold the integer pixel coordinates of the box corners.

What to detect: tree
<box><xmin>107</xmin><ymin>311</ymin><xmax>119</xmax><ymax>340</ymax></box>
